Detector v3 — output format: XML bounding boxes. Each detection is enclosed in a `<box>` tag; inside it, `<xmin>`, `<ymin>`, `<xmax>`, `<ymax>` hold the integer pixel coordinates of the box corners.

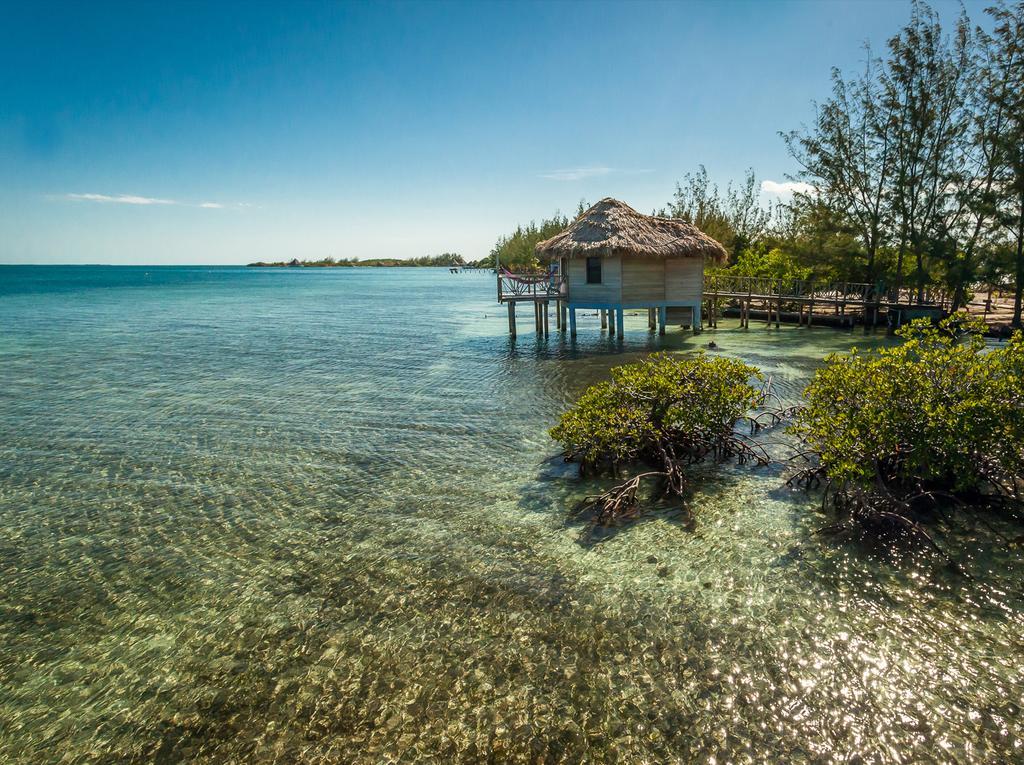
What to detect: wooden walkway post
<box><xmin>507</xmin><ymin>301</ymin><xmax>516</xmax><ymax>337</ymax></box>
<box><xmin>543</xmin><ymin>301</ymin><xmax>549</xmax><ymax>335</ymax></box>
<box><xmin>569</xmin><ymin>307</ymin><xmax>577</xmax><ymax>338</ymax></box>
<box><xmin>560</xmin><ymin>301</ymin><xmax>567</xmax><ymax>332</ymax></box>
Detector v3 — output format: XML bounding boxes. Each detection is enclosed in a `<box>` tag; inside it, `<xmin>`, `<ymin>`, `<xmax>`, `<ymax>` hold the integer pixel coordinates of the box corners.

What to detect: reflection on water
<box><xmin>0</xmin><ymin>266</ymin><xmax>1022</xmax><ymax>763</ymax></box>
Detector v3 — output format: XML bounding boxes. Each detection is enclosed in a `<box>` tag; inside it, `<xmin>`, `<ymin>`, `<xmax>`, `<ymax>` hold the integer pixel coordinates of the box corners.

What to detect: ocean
<box><xmin>1</xmin><ymin>265</ymin><xmax>1021</xmax><ymax>762</ymax></box>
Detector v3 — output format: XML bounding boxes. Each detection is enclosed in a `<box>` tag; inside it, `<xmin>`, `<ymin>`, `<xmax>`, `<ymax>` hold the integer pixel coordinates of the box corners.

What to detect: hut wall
<box><xmin>665</xmin><ymin>257</ymin><xmax>703</xmax><ymax>303</ymax></box>
<box><xmin>567</xmin><ymin>255</ymin><xmax>622</xmax><ymax>304</ymax></box>
<box><xmin>620</xmin><ymin>258</ymin><xmax>666</xmax><ymax>303</ymax></box>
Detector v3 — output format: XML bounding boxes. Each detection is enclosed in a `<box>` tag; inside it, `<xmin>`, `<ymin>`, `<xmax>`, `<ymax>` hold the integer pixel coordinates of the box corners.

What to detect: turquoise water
<box><xmin>1</xmin><ymin>265</ymin><xmax>1022</xmax><ymax>763</ymax></box>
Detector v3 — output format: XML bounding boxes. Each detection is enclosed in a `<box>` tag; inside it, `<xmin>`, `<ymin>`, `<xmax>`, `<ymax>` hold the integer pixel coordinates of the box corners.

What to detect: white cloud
<box><xmin>66</xmin><ymin>192</ymin><xmax>176</xmax><ymax>205</ymax></box>
<box><xmin>60</xmin><ymin>193</ymin><xmax>237</xmax><ymax>209</ymax></box>
<box><xmin>540</xmin><ymin>166</ymin><xmax>614</xmax><ymax>181</ymax></box>
<box><xmin>761</xmin><ymin>180</ymin><xmax>815</xmax><ymax>197</ymax></box>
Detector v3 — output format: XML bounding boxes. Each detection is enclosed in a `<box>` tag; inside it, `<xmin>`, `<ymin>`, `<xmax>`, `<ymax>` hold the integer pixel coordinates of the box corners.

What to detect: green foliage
<box><xmin>793</xmin><ymin>316</ymin><xmax>1024</xmax><ymax>499</ymax></box>
<box><xmin>729</xmin><ymin>242</ymin><xmax>812</xmax><ymax>282</ymax></box>
<box><xmin>550</xmin><ymin>353</ymin><xmax>764</xmax><ymax>471</ymax></box>
<box><xmin>664</xmin><ymin>166</ymin><xmax>772</xmax><ymax>263</ymax></box>
<box><xmin>768</xmin><ymin>196</ymin><xmax>869</xmax><ymax>283</ymax></box>
<box><xmin>486</xmin><ymin>211</ymin><xmax>577</xmax><ymax>271</ymax></box>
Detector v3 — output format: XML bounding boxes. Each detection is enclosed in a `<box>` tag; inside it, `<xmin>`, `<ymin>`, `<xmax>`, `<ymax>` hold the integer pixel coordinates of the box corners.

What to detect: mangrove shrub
<box><xmin>550</xmin><ymin>353</ymin><xmax>768</xmax><ymax>525</ymax></box>
<box><xmin>791</xmin><ymin>316</ymin><xmax>1024</xmax><ymax>539</ymax></box>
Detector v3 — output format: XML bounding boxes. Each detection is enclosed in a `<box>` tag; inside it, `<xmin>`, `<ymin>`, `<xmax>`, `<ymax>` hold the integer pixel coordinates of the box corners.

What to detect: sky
<box><xmin>0</xmin><ymin>0</ymin><xmax>990</xmax><ymax>264</ymax></box>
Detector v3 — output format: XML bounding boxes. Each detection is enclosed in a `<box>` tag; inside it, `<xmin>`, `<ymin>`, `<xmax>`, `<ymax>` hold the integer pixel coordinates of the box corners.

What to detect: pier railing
<box><xmin>702</xmin><ymin>274</ymin><xmax>877</xmax><ymax>304</ymax></box>
<box><xmin>496</xmin><ymin>271</ymin><xmax>951</xmax><ymax>310</ymax></box>
<box><xmin>498</xmin><ymin>273</ymin><xmax>567</xmax><ymax>303</ymax></box>
<box><xmin>703</xmin><ymin>274</ymin><xmax>953</xmax><ymax>309</ymax></box>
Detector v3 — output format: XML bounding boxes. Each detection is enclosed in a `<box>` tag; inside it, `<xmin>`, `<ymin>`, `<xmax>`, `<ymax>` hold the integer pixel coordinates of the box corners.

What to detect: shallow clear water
<box><xmin>1</xmin><ymin>265</ymin><xmax>1022</xmax><ymax>763</ymax></box>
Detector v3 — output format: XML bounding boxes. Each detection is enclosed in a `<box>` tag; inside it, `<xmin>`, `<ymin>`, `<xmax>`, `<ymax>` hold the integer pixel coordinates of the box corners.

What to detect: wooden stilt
<box><xmin>554</xmin><ymin>300</ymin><xmax>561</xmax><ymax>330</ymax></box>
<box><xmin>807</xmin><ymin>300</ymin><xmax>813</xmax><ymax>328</ymax></box>
<box><xmin>600</xmin><ymin>309</ymin><xmax>608</xmax><ymax>330</ymax></box>
<box><xmin>560</xmin><ymin>301</ymin><xmax>567</xmax><ymax>332</ymax></box>
<box><xmin>658</xmin><ymin>306</ymin><xmax>666</xmax><ymax>335</ymax></box>
<box><xmin>543</xmin><ymin>301</ymin><xmax>549</xmax><ymax>335</ymax></box>
<box><xmin>508</xmin><ymin>301</ymin><xmax>516</xmax><ymax>337</ymax></box>
<box><xmin>648</xmin><ymin>307</ymin><xmax>656</xmax><ymax>330</ymax></box>
<box><xmin>615</xmin><ymin>306</ymin><xmax>625</xmax><ymax>338</ymax></box>
<box><xmin>569</xmin><ymin>307</ymin><xmax>577</xmax><ymax>338</ymax></box>
<box><xmin>775</xmin><ymin>300</ymin><xmax>781</xmax><ymax>329</ymax></box>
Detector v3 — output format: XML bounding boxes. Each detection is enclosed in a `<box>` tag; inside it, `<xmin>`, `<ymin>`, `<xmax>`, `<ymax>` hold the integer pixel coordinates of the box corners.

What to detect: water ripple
<box><xmin>0</xmin><ymin>266</ymin><xmax>1022</xmax><ymax>763</ymax></box>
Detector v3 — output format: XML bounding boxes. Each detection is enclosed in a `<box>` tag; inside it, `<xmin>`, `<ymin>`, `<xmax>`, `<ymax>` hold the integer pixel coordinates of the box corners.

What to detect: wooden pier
<box><xmin>498</xmin><ymin>271</ymin><xmax>962</xmax><ymax>337</ymax></box>
<box><xmin>497</xmin><ymin>273</ymin><xmax>567</xmax><ymax>338</ymax></box>
<box><xmin>700</xmin><ymin>274</ymin><xmax>950</xmax><ymax>331</ymax></box>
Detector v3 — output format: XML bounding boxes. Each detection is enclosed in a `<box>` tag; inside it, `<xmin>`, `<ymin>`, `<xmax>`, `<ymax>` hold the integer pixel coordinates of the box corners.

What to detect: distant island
<box><xmin>247</xmin><ymin>253</ymin><xmax>484</xmax><ymax>268</ymax></box>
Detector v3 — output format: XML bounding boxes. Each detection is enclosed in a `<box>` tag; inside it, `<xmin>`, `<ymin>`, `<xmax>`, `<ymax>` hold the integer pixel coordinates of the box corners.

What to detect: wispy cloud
<box><xmin>761</xmin><ymin>180</ymin><xmax>815</xmax><ymax>197</ymax></box>
<box><xmin>59</xmin><ymin>193</ymin><xmax>241</xmax><ymax>209</ymax></box>
<box><xmin>540</xmin><ymin>166</ymin><xmax>655</xmax><ymax>182</ymax></box>
<box><xmin>66</xmin><ymin>192</ymin><xmax>176</xmax><ymax>205</ymax></box>
<box><xmin>540</xmin><ymin>166</ymin><xmax>614</xmax><ymax>181</ymax></box>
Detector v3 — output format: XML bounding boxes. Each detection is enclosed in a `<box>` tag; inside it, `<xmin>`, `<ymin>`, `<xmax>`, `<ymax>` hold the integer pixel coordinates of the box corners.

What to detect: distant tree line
<box><xmin>491</xmin><ymin>1</ymin><xmax>1024</xmax><ymax>325</ymax></box>
<box><xmin>249</xmin><ymin>252</ymin><xmax>466</xmax><ymax>268</ymax></box>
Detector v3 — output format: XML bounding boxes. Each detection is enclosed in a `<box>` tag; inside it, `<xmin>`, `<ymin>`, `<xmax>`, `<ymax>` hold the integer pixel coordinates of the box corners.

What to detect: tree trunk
<box><xmin>1014</xmin><ymin>192</ymin><xmax>1024</xmax><ymax>328</ymax></box>
<box><xmin>915</xmin><ymin>251</ymin><xmax>926</xmax><ymax>305</ymax></box>
<box><xmin>1014</xmin><ymin>232</ymin><xmax>1024</xmax><ymax>328</ymax></box>
<box><xmin>866</xmin><ymin>235</ymin><xmax>877</xmax><ymax>285</ymax></box>
<box><xmin>894</xmin><ymin>236</ymin><xmax>907</xmax><ymax>302</ymax></box>
<box><xmin>952</xmin><ymin>283</ymin><xmax>966</xmax><ymax>313</ymax></box>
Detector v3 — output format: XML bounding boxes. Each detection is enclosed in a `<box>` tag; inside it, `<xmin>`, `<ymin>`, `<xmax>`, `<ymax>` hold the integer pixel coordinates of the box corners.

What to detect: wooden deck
<box><xmin>699</xmin><ymin>274</ymin><xmax>953</xmax><ymax>329</ymax></box>
<box><xmin>497</xmin><ymin>274</ymin><xmax>568</xmax><ymax>337</ymax></box>
<box><xmin>497</xmin><ymin>271</ymin><xmax>1015</xmax><ymax>336</ymax></box>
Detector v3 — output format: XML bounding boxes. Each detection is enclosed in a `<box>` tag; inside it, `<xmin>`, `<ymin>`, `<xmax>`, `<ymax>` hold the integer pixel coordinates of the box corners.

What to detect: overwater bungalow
<box><xmin>498</xmin><ymin>198</ymin><xmax>727</xmax><ymax>337</ymax></box>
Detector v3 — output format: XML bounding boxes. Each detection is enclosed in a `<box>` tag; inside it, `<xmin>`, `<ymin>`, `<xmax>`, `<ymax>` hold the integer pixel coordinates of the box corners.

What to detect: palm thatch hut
<box><xmin>535</xmin><ymin>197</ymin><xmax>727</xmax><ymax>337</ymax></box>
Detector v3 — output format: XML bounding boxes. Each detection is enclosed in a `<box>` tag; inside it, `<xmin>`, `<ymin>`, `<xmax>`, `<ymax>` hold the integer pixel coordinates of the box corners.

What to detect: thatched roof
<box><xmin>535</xmin><ymin>198</ymin><xmax>727</xmax><ymax>262</ymax></box>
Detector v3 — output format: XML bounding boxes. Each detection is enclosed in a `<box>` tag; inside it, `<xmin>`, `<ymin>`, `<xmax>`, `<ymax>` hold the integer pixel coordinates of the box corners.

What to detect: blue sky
<box><xmin>0</xmin><ymin>0</ymin><xmax>987</xmax><ymax>264</ymax></box>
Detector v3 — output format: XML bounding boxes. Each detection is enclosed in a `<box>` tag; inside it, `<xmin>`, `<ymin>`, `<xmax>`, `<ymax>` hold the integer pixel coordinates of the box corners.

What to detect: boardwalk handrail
<box><xmin>497</xmin><ymin>271</ymin><xmax>951</xmax><ymax>309</ymax></box>
<box><xmin>498</xmin><ymin>273</ymin><xmax>567</xmax><ymax>302</ymax></box>
<box><xmin>702</xmin><ymin>273</ymin><xmax>878</xmax><ymax>303</ymax></box>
